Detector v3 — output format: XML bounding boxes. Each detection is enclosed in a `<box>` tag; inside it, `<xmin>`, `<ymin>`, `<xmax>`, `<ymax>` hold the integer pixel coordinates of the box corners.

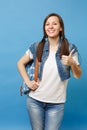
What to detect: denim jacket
<box><xmin>29</xmin><ymin>40</ymin><xmax>78</xmax><ymax>81</ymax></box>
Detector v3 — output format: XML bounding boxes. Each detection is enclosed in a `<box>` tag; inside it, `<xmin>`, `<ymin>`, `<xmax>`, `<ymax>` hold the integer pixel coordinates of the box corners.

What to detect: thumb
<box><xmin>69</xmin><ymin>49</ymin><xmax>75</xmax><ymax>57</ymax></box>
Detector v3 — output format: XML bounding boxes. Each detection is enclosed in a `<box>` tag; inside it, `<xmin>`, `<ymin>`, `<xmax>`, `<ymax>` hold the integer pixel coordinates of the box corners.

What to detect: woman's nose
<box><xmin>49</xmin><ymin>24</ymin><xmax>53</xmax><ymax>28</ymax></box>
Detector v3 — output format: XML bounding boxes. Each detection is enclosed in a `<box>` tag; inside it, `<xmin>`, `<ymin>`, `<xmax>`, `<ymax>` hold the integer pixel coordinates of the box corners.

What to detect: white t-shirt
<box><xmin>26</xmin><ymin>49</ymin><xmax>79</xmax><ymax>103</ymax></box>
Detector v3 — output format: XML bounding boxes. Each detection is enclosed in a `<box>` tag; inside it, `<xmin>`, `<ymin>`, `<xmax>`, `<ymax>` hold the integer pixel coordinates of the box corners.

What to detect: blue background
<box><xmin>0</xmin><ymin>0</ymin><xmax>87</xmax><ymax>130</ymax></box>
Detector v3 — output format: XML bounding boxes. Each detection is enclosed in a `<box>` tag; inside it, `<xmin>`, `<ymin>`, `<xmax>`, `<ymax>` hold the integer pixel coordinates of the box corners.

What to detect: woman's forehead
<box><xmin>46</xmin><ymin>16</ymin><xmax>59</xmax><ymax>22</ymax></box>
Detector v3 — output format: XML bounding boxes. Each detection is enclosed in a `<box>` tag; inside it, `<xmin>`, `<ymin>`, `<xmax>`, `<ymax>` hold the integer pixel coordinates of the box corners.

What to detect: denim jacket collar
<box><xmin>43</xmin><ymin>38</ymin><xmax>61</xmax><ymax>53</ymax></box>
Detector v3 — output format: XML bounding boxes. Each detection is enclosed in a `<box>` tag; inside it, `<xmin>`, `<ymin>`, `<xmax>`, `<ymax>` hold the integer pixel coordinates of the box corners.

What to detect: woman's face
<box><xmin>45</xmin><ymin>16</ymin><xmax>62</xmax><ymax>39</ymax></box>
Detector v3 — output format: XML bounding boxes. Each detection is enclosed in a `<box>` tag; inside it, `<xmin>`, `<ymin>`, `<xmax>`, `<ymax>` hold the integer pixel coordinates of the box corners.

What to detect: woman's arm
<box><xmin>70</xmin><ymin>61</ymin><xmax>82</xmax><ymax>78</ymax></box>
<box><xmin>17</xmin><ymin>54</ymin><xmax>39</xmax><ymax>90</ymax></box>
<box><xmin>17</xmin><ymin>54</ymin><xmax>31</xmax><ymax>83</ymax></box>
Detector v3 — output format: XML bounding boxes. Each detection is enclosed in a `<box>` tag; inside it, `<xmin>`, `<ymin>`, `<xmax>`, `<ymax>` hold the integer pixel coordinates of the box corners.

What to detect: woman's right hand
<box><xmin>26</xmin><ymin>80</ymin><xmax>39</xmax><ymax>91</ymax></box>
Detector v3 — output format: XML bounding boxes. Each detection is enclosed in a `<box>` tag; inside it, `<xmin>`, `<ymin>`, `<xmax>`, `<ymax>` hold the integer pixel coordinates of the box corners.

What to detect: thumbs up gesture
<box><xmin>61</xmin><ymin>49</ymin><xmax>75</xmax><ymax>66</ymax></box>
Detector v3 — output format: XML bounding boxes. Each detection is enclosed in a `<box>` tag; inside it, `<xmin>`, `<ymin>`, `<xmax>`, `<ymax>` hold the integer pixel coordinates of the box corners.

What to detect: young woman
<box><xmin>17</xmin><ymin>13</ymin><xmax>82</xmax><ymax>130</ymax></box>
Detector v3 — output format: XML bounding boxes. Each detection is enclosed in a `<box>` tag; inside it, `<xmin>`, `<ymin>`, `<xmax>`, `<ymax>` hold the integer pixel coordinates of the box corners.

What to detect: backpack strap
<box><xmin>34</xmin><ymin>57</ymin><xmax>39</xmax><ymax>82</ymax></box>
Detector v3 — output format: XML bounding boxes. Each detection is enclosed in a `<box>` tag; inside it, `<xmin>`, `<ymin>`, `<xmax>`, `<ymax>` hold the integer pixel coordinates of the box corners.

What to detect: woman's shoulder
<box><xmin>29</xmin><ymin>42</ymin><xmax>39</xmax><ymax>48</ymax></box>
<box><xmin>29</xmin><ymin>42</ymin><xmax>39</xmax><ymax>53</ymax></box>
<box><xmin>69</xmin><ymin>43</ymin><xmax>77</xmax><ymax>50</ymax></box>
<box><xmin>69</xmin><ymin>43</ymin><xmax>78</xmax><ymax>55</ymax></box>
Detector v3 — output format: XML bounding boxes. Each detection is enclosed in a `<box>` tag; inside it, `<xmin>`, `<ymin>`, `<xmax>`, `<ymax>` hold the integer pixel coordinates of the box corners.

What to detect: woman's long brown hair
<box><xmin>36</xmin><ymin>13</ymin><xmax>69</xmax><ymax>62</ymax></box>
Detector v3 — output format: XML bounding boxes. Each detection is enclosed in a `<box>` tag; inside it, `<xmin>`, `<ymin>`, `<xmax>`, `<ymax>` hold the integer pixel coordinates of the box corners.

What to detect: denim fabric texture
<box><xmin>29</xmin><ymin>40</ymin><xmax>78</xmax><ymax>81</ymax></box>
<box><xmin>21</xmin><ymin>60</ymin><xmax>34</xmax><ymax>95</ymax></box>
<box><xmin>27</xmin><ymin>96</ymin><xmax>64</xmax><ymax>130</ymax></box>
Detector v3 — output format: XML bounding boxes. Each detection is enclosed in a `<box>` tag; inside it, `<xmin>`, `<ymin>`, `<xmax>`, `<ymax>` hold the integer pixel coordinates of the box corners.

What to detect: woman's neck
<box><xmin>48</xmin><ymin>37</ymin><xmax>59</xmax><ymax>51</ymax></box>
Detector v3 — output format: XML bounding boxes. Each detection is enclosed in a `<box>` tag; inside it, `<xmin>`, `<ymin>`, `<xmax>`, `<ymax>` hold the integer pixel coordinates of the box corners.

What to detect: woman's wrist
<box><xmin>24</xmin><ymin>78</ymin><xmax>31</xmax><ymax>86</ymax></box>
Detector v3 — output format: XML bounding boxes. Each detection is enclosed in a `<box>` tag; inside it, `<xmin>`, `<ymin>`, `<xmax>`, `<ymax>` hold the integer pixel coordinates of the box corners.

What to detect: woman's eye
<box><xmin>45</xmin><ymin>23</ymin><xmax>49</xmax><ymax>26</ymax></box>
<box><xmin>45</xmin><ymin>22</ymin><xmax>58</xmax><ymax>26</ymax></box>
<box><xmin>53</xmin><ymin>23</ymin><xmax>57</xmax><ymax>25</ymax></box>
